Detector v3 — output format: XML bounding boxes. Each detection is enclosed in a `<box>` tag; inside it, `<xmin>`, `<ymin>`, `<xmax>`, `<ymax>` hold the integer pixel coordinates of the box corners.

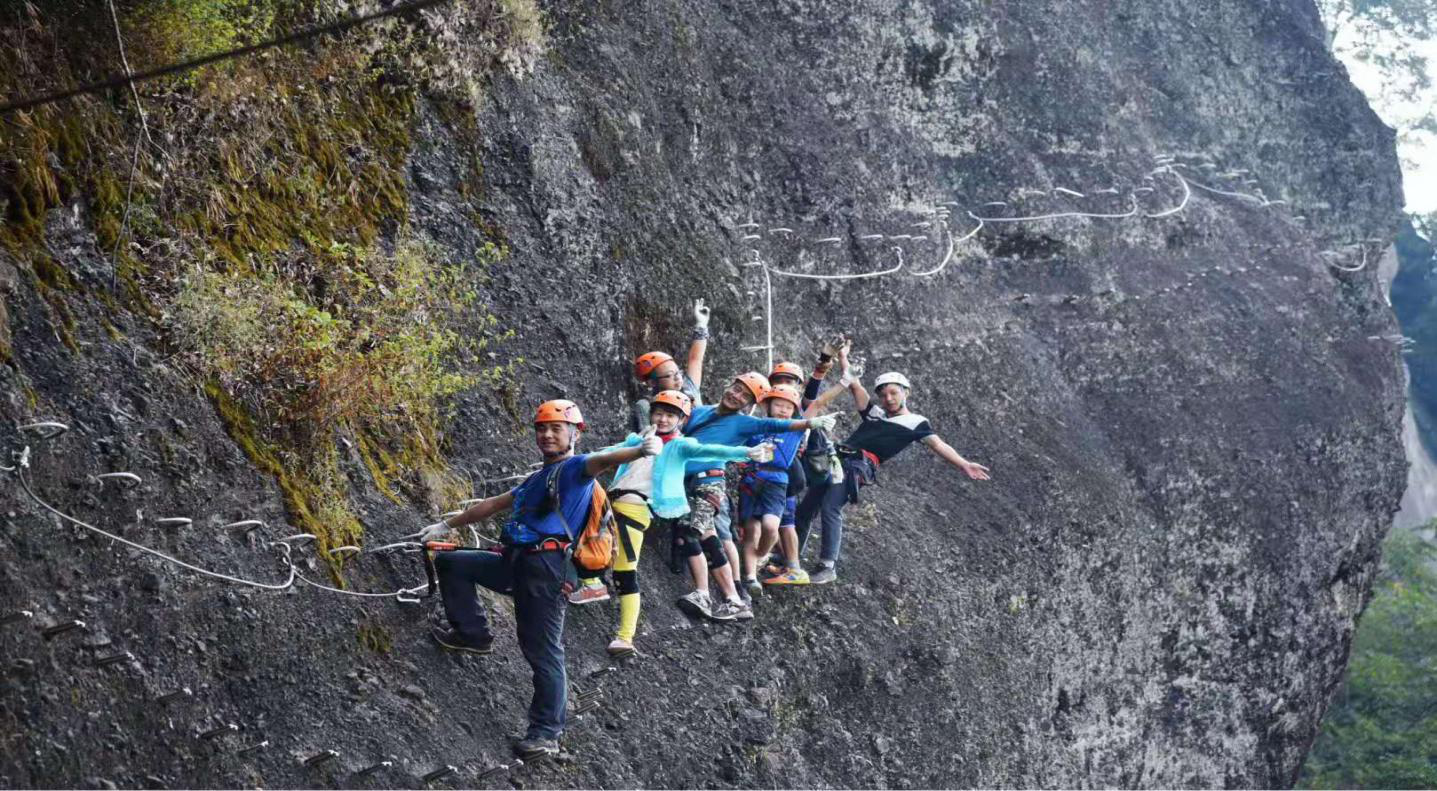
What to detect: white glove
<box><xmin>693</xmin><ymin>298</ymin><xmax>711</xmax><ymax>329</ymax></box>
<box><xmin>638</xmin><ymin>426</ymin><xmax>663</xmax><ymax>457</ymax></box>
<box><xmin>747</xmin><ymin>443</ymin><xmax>775</xmax><ymax>463</ymax></box>
<box><xmin>809</xmin><ymin>413</ymin><xmax>838</xmax><ymax>432</ymax></box>
<box><xmin>419</xmin><ymin>521</ymin><xmax>451</xmax><ymax>542</ymax></box>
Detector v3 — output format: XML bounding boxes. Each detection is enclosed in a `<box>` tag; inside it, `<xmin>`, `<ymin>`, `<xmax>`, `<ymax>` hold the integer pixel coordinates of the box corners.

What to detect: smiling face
<box><xmin>876</xmin><ymin>383</ymin><xmax>908</xmax><ymax>414</ymax></box>
<box><xmin>650</xmin><ymin>403</ymin><xmax>684</xmax><ymax>434</ymax></box>
<box><xmin>535</xmin><ymin>421</ymin><xmax>577</xmax><ymax>459</ymax></box>
<box><xmin>720</xmin><ymin>379</ymin><xmax>757</xmax><ymax>412</ymax></box>
<box><xmin>648</xmin><ymin>360</ymin><xmax>684</xmax><ymax>394</ymax></box>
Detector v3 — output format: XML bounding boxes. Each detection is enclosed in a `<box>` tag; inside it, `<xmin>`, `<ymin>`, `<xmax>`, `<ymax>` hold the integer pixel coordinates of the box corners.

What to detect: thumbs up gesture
<box><xmin>639</xmin><ymin>425</ymin><xmax>663</xmax><ymax>457</ymax></box>
<box><xmin>747</xmin><ymin>443</ymin><xmax>775</xmax><ymax>463</ymax></box>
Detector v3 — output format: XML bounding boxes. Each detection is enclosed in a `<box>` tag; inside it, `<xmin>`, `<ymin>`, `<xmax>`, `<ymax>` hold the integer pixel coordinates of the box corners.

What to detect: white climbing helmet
<box><xmin>873</xmin><ymin>372</ymin><xmax>912</xmax><ymax>391</ymax></box>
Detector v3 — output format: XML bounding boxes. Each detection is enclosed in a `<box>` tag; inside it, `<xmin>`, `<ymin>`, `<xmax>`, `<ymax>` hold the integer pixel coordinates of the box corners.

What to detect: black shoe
<box><xmin>514</xmin><ymin>736</ymin><xmax>559</xmax><ymax>760</ymax></box>
<box><xmin>430</xmin><ymin>624</ymin><xmax>493</xmax><ymax>654</ymax></box>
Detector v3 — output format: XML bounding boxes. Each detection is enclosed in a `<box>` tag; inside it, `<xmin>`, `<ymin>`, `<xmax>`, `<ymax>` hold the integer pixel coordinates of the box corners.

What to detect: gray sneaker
<box><xmin>709</xmin><ymin>598</ymin><xmax>743</xmax><ymax>621</ymax></box>
<box><xmin>514</xmin><ymin>736</ymin><xmax>559</xmax><ymax>760</ymax></box>
<box><xmin>744</xmin><ymin>577</ymin><xmax>763</xmax><ymax>598</ymax></box>
<box><xmin>809</xmin><ymin>565</ymin><xmax>837</xmax><ymax>585</ymax></box>
<box><xmin>677</xmin><ymin>590</ymin><xmax>712</xmax><ymax>619</ymax></box>
<box><xmin>732</xmin><ymin>599</ymin><xmax>754</xmax><ymax>621</ymax></box>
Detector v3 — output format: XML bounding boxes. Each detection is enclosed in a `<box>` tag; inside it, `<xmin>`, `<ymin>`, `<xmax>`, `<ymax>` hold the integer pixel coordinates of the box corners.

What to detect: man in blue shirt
<box><xmin>418</xmin><ymin>399</ymin><xmax>660</xmax><ymax>759</ymax></box>
<box><xmin>677</xmin><ymin>373</ymin><xmax>837</xmax><ymax>620</ymax></box>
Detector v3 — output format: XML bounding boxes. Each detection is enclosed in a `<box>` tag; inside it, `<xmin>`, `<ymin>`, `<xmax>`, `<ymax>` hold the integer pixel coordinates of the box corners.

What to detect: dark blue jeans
<box><xmin>794</xmin><ymin>477</ymin><xmax>847</xmax><ymax>564</ymax></box>
<box><xmin>434</xmin><ymin>548</ymin><xmax>569</xmax><ymax>740</ymax></box>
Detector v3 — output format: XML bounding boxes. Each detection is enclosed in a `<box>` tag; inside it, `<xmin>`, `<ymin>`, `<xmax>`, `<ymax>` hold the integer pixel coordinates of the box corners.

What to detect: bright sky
<box><xmin>1333</xmin><ymin>35</ymin><xmax>1437</xmax><ymax>214</ymax></box>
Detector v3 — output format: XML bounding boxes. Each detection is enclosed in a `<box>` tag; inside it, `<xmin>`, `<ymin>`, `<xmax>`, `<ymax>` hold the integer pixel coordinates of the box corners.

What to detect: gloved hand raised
<box><xmin>693</xmin><ymin>298</ymin><xmax>711</xmax><ymax>329</ymax></box>
<box><xmin>419</xmin><ymin>520</ymin><xmax>451</xmax><ymax>542</ymax></box>
<box><xmin>639</xmin><ymin>425</ymin><xmax>664</xmax><ymax>457</ymax></box>
<box><xmin>747</xmin><ymin>443</ymin><xmax>775</xmax><ymax>463</ymax></box>
<box><xmin>808</xmin><ymin>413</ymin><xmax>839</xmax><ymax>432</ymax></box>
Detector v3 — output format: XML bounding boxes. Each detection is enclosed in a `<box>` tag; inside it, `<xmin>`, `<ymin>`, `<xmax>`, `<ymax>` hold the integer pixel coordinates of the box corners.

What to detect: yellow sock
<box><xmin>616</xmin><ymin>593</ymin><xmax>641</xmax><ymax>642</ymax></box>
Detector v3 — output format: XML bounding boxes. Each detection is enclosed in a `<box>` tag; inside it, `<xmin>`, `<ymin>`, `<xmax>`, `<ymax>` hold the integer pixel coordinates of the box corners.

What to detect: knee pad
<box><xmin>679</xmin><ymin>536</ymin><xmax>703</xmax><ymax>558</ymax></box>
<box><xmin>701</xmin><ymin>535</ymin><xmax>728</xmax><ymax>570</ymax></box>
<box><xmin>614</xmin><ymin>570</ymin><xmax>639</xmax><ymax>596</ymax></box>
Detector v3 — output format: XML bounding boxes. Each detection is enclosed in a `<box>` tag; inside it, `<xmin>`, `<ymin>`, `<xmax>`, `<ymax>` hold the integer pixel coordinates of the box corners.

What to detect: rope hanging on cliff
<box><xmin>0</xmin><ymin>0</ymin><xmax>455</xmax><ymax>115</ymax></box>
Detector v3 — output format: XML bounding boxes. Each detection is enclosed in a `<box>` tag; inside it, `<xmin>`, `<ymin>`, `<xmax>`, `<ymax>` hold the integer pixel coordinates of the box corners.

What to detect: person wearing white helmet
<box><xmin>793</xmin><ymin>341</ymin><xmax>991</xmax><ymax>584</ymax></box>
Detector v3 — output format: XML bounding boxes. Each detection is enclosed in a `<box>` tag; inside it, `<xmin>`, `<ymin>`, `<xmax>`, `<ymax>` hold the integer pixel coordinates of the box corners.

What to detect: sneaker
<box><xmin>606</xmin><ymin>638</ymin><xmax>636</xmax><ymax>658</ymax></box>
<box><xmin>809</xmin><ymin>565</ymin><xmax>837</xmax><ymax>585</ymax></box>
<box><xmin>758</xmin><ymin>562</ymin><xmax>787</xmax><ymax>580</ymax></box>
<box><xmin>732</xmin><ymin>599</ymin><xmax>754</xmax><ymax>620</ymax></box>
<box><xmin>513</xmin><ymin>736</ymin><xmax>559</xmax><ymax>760</ymax></box>
<box><xmin>709</xmin><ymin>598</ymin><xmax>743</xmax><ymax>621</ymax></box>
<box><xmin>568</xmin><ymin>580</ymin><xmax>610</xmax><ymax>605</ymax></box>
<box><xmin>676</xmin><ymin>590</ymin><xmax>712</xmax><ymax>619</ymax></box>
<box><xmin>763</xmin><ymin>568</ymin><xmax>810</xmax><ymax>585</ymax></box>
<box><xmin>744</xmin><ymin>577</ymin><xmax>763</xmax><ymax>598</ymax></box>
<box><xmin>430</xmin><ymin>624</ymin><xmax>494</xmax><ymax>655</ymax></box>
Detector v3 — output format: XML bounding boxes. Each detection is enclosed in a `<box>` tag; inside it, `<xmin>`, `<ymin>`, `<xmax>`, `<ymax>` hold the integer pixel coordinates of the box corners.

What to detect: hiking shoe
<box><xmin>763</xmin><ymin>567</ymin><xmax>810</xmax><ymax>585</ymax></box>
<box><xmin>744</xmin><ymin>577</ymin><xmax>763</xmax><ymax>598</ymax></box>
<box><xmin>709</xmin><ymin>598</ymin><xmax>743</xmax><ymax>621</ymax></box>
<box><xmin>513</xmin><ymin>736</ymin><xmax>559</xmax><ymax>760</ymax></box>
<box><xmin>809</xmin><ymin>565</ymin><xmax>837</xmax><ymax>585</ymax></box>
<box><xmin>606</xmin><ymin>638</ymin><xmax>636</xmax><ymax>658</ymax></box>
<box><xmin>568</xmin><ymin>580</ymin><xmax>610</xmax><ymax>605</ymax></box>
<box><xmin>758</xmin><ymin>562</ymin><xmax>787</xmax><ymax>580</ymax></box>
<box><xmin>430</xmin><ymin>624</ymin><xmax>494</xmax><ymax>655</ymax></box>
<box><xmin>732</xmin><ymin>599</ymin><xmax>754</xmax><ymax>620</ymax></box>
<box><xmin>677</xmin><ymin>590</ymin><xmax>712</xmax><ymax>619</ymax></box>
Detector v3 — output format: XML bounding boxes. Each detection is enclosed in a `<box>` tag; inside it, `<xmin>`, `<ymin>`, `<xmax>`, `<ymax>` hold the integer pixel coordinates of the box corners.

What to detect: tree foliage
<box><xmin>1301</xmin><ymin>528</ymin><xmax>1437</xmax><ymax>789</ymax></box>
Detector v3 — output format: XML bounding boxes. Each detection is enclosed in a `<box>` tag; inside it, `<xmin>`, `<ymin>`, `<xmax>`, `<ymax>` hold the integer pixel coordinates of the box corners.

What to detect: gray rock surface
<box><xmin>0</xmin><ymin>0</ymin><xmax>1407</xmax><ymax>787</ymax></box>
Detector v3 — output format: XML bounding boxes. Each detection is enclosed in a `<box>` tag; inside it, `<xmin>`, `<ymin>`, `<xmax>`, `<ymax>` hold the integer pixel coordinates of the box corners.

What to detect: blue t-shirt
<box><xmin>502</xmin><ymin>455</ymin><xmax>595</xmax><ymax>546</ymax></box>
<box><xmin>747</xmin><ymin>430</ymin><xmax>804</xmax><ymax>485</ymax></box>
<box><xmin>682</xmin><ymin>405</ymin><xmax>796</xmax><ymax>478</ymax></box>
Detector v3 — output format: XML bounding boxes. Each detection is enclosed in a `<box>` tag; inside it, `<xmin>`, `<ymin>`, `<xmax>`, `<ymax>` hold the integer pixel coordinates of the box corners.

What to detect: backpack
<box><xmin>547</xmin><ymin>464</ymin><xmax>615</xmax><ymax>574</ymax></box>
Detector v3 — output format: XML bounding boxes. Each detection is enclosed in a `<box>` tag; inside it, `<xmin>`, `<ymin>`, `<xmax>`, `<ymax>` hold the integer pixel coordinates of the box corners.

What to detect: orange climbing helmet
<box><xmin>761</xmin><ymin>383</ymin><xmax>802</xmax><ymax>409</ymax></box>
<box><xmin>769</xmin><ymin>361</ymin><xmax>805</xmax><ymax>384</ymax></box>
<box><xmin>651</xmin><ymin>389</ymin><xmax>693</xmax><ymax>417</ymax></box>
<box><xmin>733</xmin><ymin>372</ymin><xmax>770</xmax><ymax>403</ymax></box>
<box><xmin>533</xmin><ymin>399</ymin><xmax>586</xmax><ymax>430</ymax></box>
<box><xmin>634</xmin><ymin>351</ymin><xmax>675</xmax><ymax>380</ymax></box>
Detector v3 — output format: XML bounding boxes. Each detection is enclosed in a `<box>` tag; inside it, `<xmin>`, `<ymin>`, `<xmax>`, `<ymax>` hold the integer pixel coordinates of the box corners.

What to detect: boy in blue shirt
<box><xmin>737</xmin><ymin>384</ymin><xmax>807</xmax><ymax>597</ymax></box>
<box><xmin>417</xmin><ymin>399</ymin><xmax>660</xmax><ymax>760</ymax></box>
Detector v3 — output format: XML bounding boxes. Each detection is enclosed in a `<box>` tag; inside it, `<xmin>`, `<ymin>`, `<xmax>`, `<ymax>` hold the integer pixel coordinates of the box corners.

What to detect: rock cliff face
<box><xmin>0</xmin><ymin>0</ymin><xmax>1408</xmax><ymax>788</ymax></box>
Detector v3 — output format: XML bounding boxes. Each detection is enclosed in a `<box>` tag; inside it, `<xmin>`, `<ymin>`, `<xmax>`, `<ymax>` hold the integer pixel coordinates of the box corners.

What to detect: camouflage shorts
<box><xmin>681</xmin><ymin>480</ymin><xmax>732</xmax><ymax>541</ymax></box>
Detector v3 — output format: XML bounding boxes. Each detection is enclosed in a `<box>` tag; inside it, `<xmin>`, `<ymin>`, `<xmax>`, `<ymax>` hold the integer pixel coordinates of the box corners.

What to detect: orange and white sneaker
<box><xmin>763</xmin><ymin>568</ymin><xmax>810</xmax><ymax>585</ymax></box>
<box><xmin>568</xmin><ymin>579</ymin><xmax>610</xmax><ymax>605</ymax></box>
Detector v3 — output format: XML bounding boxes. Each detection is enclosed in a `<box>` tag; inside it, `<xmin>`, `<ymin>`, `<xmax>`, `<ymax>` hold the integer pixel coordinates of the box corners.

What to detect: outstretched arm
<box><xmin>440</xmin><ymin>491</ymin><xmax>515</xmax><ymax>531</ymax></box>
<box><xmin>686</xmin><ymin>299</ymin><xmax>710</xmax><ymax>388</ymax></box>
<box><xmin>585</xmin><ymin>430</ymin><xmax>662</xmax><ymax>477</ymax></box>
<box><xmin>922</xmin><ymin>435</ymin><xmax>991</xmax><ymax>480</ymax></box>
<box><xmin>803</xmin><ymin>380</ymin><xmax>851</xmax><ymax>417</ymax></box>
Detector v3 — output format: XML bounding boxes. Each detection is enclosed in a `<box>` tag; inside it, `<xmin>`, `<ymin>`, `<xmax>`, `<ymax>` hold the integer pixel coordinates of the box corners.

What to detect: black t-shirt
<box><xmin>842</xmin><ymin>403</ymin><xmax>935</xmax><ymax>463</ymax></box>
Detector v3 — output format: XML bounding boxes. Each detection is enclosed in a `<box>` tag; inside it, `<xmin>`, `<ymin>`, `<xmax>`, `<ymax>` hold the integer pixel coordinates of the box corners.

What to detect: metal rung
<box><xmin>423</xmin><ymin>765</ymin><xmax>457</xmax><ymax>783</ymax></box>
<box><xmin>199</xmin><ymin>723</ymin><xmax>238</xmax><ymax>740</ymax></box>
<box><xmin>18</xmin><ymin>421</ymin><xmax>69</xmax><ymax>439</ymax></box>
<box><xmin>2</xmin><ymin>610</ymin><xmax>33</xmax><ymax>625</ymax></box>
<box><xmin>97</xmin><ymin>472</ymin><xmax>142</xmax><ymax>489</ymax></box>
<box><xmin>440</xmin><ymin>510</ymin><xmax>462</xmax><ymax>518</ymax></box>
<box><xmin>156</xmin><ymin>687</ymin><xmax>191</xmax><ymax>703</ymax></box>
<box><xmin>41</xmin><ymin>620</ymin><xmax>86</xmax><ymax>639</ymax></box>
<box><xmin>223</xmin><ymin>520</ymin><xmax>266</xmax><ymax>533</ymax></box>
<box><xmin>95</xmin><ymin>651</ymin><xmax>133</xmax><ymax>667</ymax></box>
<box><xmin>237</xmin><ymin>740</ymin><xmax>269</xmax><ymax>756</ymax></box>
<box><xmin>328</xmin><ymin>546</ymin><xmax>361</xmax><ymax>558</ymax></box>
<box><xmin>303</xmin><ymin>749</ymin><xmax>339</xmax><ymax>767</ymax></box>
<box><xmin>356</xmin><ymin>760</ymin><xmax>392</xmax><ymax>777</ymax></box>
<box><xmin>278</xmin><ymin>534</ymin><xmax>317</xmax><ymax>545</ymax></box>
<box><xmin>476</xmin><ymin>765</ymin><xmax>510</xmax><ymax>781</ymax></box>
<box><xmin>155</xmin><ymin>517</ymin><xmax>192</xmax><ymax>528</ymax></box>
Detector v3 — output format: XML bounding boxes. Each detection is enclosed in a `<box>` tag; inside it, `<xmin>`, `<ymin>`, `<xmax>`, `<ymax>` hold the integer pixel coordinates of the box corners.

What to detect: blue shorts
<box><xmin>739</xmin><ymin>478</ymin><xmax>789</xmax><ymax>521</ymax></box>
<box><xmin>781</xmin><ymin>495</ymin><xmax>797</xmax><ymax>528</ymax></box>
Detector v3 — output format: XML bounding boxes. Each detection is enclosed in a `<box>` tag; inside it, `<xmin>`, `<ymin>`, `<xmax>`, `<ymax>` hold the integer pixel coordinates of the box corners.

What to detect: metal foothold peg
<box><xmin>769</xmin><ymin>227</ymin><xmax>794</xmax><ymax>234</ymax></box>
<box><xmin>476</xmin><ymin>765</ymin><xmax>508</xmax><ymax>781</ymax></box>
<box><xmin>237</xmin><ymin>740</ymin><xmax>269</xmax><ymax>756</ymax></box>
<box><xmin>279</xmin><ymin>533</ymin><xmax>317</xmax><ymax>545</ymax></box>
<box><xmin>2</xmin><ymin>610</ymin><xmax>33</xmax><ymax>625</ymax></box>
<box><xmin>458</xmin><ymin>498</ymin><xmax>482</xmax><ymax>507</ymax></box>
<box><xmin>576</xmin><ymin>702</ymin><xmax>601</xmax><ymax>716</ymax></box>
<box><xmin>328</xmin><ymin>546</ymin><xmax>361</xmax><ymax>558</ymax></box>
<box><xmin>422</xmin><ymin>765</ymin><xmax>457</xmax><ymax>783</ymax></box>
<box><xmin>199</xmin><ymin>723</ymin><xmax>238</xmax><ymax>740</ymax></box>
<box><xmin>356</xmin><ymin>760</ymin><xmax>392</xmax><ymax>777</ymax></box>
<box><xmin>156</xmin><ymin>687</ymin><xmax>192</xmax><ymax>703</ymax></box>
<box><xmin>97</xmin><ymin>472</ymin><xmax>142</xmax><ymax>489</ymax></box>
<box><xmin>95</xmin><ymin>651</ymin><xmax>133</xmax><ymax>667</ymax></box>
<box><xmin>741</xmin><ymin>234</ymin><xmax>761</xmax><ymax>241</ymax></box>
<box><xmin>223</xmin><ymin>519</ymin><xmax>266</xmax><ymax>533</ymax></box>
<box><xmin>41</xmin><ymin>620</ymin><xmax>86</xmax><ymax>639</ymax></box>
<box><xmin>155</xmin><ymin>517</ymin><xmax>193</xmax><ymax>528</ymax></box>
<box><xmin>440</xmin><ymin>510</ymin><xmax>462</xmax><ymax>518</ymax></box>
<box><xmin>18</xmin><ymin>421</ymin><xmax>69</xmax><ymax>440</ymax></box>
<box><xmin>304</xmin><ymin>750</ymin><xmax>340</xmax><ymax>767</ymax></box>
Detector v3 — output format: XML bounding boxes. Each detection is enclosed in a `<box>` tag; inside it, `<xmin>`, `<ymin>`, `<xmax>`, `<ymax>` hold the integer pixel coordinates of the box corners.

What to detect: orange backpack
<box><xmin>547</xmin><ymin>467</ymin><xmax>615</xmax><ymax>573</ymax></box>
